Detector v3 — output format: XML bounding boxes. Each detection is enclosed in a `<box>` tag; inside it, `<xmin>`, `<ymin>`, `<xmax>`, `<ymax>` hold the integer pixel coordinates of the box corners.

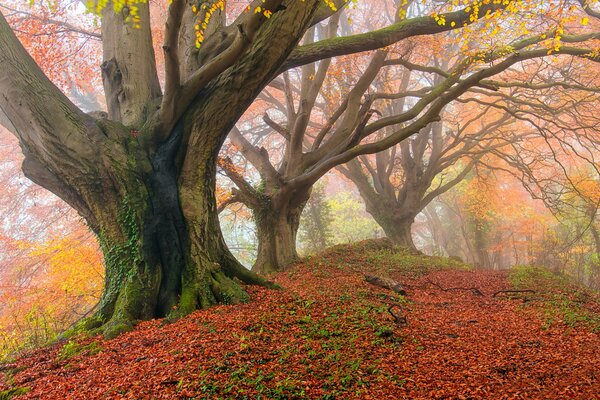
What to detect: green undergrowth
<box><xmin>58</xmin><ymin>340</ymin><xmax>103</xmax><ymax>361</ymax></box>
<box><xmin>193</xmin><ymin>294</ymin><xmax>408</xmax><ymax>399</ymax></box>
<box><xmin>510</xmin><ymin>265</ymin><xmax>600</xmax><ymax>332</ymax></box>
<box><xmin>0</xmin><ymin>387</ymin><xmax>30</xmax><ymax>400</ymax></box>
<box><xmin>365</xmin><ymin>249</ymin><xmax>471</xmax><ymax>277</ymax></box>
<box><xmin>303</xmin><ymin>239</ymin><xmax>471</xmax><ymax>278</ymax></box>
<box><xmin>0</xmin><ymin>366</ymin><xmax>27</xmax><ymax>400</ymax></box>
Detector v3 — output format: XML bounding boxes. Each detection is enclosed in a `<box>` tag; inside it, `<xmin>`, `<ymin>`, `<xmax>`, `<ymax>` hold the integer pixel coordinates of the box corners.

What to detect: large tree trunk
<box><xmin>339</xmin><ymin>160</ymin><xmax>420</xmax><ymax>251</ymax></box>
<box><xmin>378</xmin><ymin>216</ymin><xmax>416</xmax><ymax>249</ymax></box>
<box><xmin>177</xmin><ymin>123</ymin><xmax>271</xmax><ymax>318</ymax></box>
<box><xmin>72</xmin><ymin>121</ymin><xmax>270</xmax><ymax>338</ymax></box>
<box><xmin>253</xmin><ymin>202</ymin><xmax>304</xmax><ymax>275</ymax></box>
<box><xmin>361</xmin><ymin>199</ymin><xmax>418</xmax><ymax>249</ymax></box>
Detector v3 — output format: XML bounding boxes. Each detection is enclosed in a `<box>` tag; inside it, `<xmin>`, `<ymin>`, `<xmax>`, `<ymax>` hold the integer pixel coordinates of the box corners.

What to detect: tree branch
<box><xmin>0</xmin><ymin>3</ymin><xmax>101</xmax><ymax>39</ymax></box>
<box><xmin>281</xmin><ymin>1</ymin><xmax>512</xmax><ymax>70</ymax></box>
<box><xmin>161</xmin><ymin>0</ymin><xmax>186</xmax><ymax>121</ymax></box>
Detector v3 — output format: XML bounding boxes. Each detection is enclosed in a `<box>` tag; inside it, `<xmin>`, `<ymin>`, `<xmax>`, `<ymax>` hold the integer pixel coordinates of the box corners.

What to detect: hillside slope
<box><xmin>1</xmin><ymin>240</ymin><xmax>599</xmax><ymax>399</ymax></box>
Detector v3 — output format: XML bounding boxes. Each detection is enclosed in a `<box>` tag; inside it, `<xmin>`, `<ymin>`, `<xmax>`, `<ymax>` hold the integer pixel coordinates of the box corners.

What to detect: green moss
<box><xmin>58</xmin><ymin>340</ymin><xmax>103</xmax><ymax>361</ymax></box>
<box><xmin>0</xmin><ymin>387</ymin><xmax>30</xmax><ymax>400</ymax></box>
<box><xmin>60</xmin><ymin>315</ymin><xmax>104</xmax><ymax>340</ymax></box>
<box><xmin>103</xmin><ymin>322</ymin><xmax>134</xmax><ymax>340</ymax></box>
<box><xmin>364</xmin><ymin>248</ymin><xmax>471</xmax><ymax>277</ymax></box>
<box><xmin>95</xmin><ymin>193</ymin><xmax>152</xmax><ymax>334</ymax></box>
<box><xmin>210</xmin><ymin>272</ymin><xmax>249</xmax><ymax>305</ymax></box>
<box><xmin>509</xmin><ymin>265</ymin><xmax>600</xmax><ymax>332</ymax></box>
<box><xmin>97</xmin><ymin>195</ymin><xmax>143</xmax><ymax>288</ymax></box>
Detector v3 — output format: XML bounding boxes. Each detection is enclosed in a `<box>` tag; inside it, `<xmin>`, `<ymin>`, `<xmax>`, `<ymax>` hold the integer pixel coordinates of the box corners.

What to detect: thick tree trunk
<box><xmin>177</xmin><ymin>125</ymin><xmax>271</xmax><ymax>317</ymax></box>
<box><xmin>2</xmin><ymin>0</ymin><xmax>325</xmax><ymax>338</ymax></box>
<box><xmin>379</xmin><ymin>217</ymin><xmax>416</xmax><ymax>249</ymax></box>
<box><xmin>75</xmin><ymin>123</ymin><xmax>186</xmax><ymax>337</ymax></box>
<box><xmin>371</xmin><ymin>214</ymin><xmax>416</xmax><ymax>249</ymax></box>
<box><xmin>253</xmin><ymin>203</ymin><xmax>304</xmax><ymax>275</ymax></box>
<box><xmin>74</xmin><ymin>121</ymin><xmax>270</xmax><ymax>338</ymax></box>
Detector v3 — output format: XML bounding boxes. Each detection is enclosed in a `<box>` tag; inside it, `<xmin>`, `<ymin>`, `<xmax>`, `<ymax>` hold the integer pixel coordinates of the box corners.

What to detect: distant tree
<box><xmin>298</xmin><ymin>182</ymin><xmax>333</xmax><ymax>255</ymax></box>
<box><xmin>224</xmin><ymin>2</ymin><xmax>600</xmax><ymax>271</ymax></box>
<box><xmin>328</xmin><ymin>191</ymin><xmax>383</xmax><ymax>244</ymax></box>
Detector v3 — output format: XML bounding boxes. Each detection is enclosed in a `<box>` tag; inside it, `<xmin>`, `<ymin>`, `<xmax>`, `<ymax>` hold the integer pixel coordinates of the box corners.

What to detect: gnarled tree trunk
<box><xmin>0</xmin><ymin>1</ymin><xmax>321</xmax><ymax>337</ymax></box>
<box><xmin>62</xmin><ymin>119</ymin><xmax>270</xmax><ymax>338</ymax></box>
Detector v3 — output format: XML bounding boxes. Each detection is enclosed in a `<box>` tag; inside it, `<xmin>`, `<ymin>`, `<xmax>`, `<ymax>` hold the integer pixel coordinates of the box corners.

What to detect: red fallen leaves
<box><xmin>1</xmin><ymin>240</ymin><xmax>599</xmax><ymax>399</ymax></box>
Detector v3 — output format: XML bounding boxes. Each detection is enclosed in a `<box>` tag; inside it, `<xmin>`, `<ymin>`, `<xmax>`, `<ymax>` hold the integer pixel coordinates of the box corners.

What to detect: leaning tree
<box><xmin>0</xmin><ymin>0</ymin><xmax>527</xmax><ymax>336</ymax></box>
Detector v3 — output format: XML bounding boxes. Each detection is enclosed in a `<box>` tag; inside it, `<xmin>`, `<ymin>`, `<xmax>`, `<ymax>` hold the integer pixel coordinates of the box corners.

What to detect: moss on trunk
<box><xmin>76</xmin><ymin>122</ymin><xmax>272</xmax><ymax>338</ymax></box>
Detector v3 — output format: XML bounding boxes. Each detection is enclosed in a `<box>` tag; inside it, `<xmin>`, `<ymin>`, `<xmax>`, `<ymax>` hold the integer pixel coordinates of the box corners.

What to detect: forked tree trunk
<box><xmin>0</xmin><ymin>0</ymin><xmax>323</xmax><ymax>337</ymax></box>
<box><xmin>74</xmin><ymin>121</ymin><xmax>271</xmax><ymax>338</ymax></box>
<box><xmin>253</xmin><ymin>203</ymin><xmax>304</xmax><ymax>274</ymax></box>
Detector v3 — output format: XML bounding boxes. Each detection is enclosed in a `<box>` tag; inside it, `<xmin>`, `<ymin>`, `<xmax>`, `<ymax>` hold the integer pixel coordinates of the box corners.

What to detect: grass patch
<box><xmin>365</xmin><ymin>248</ymin><xmax>471</xmax><ymax>277</ymax></box>
<box><xmin>302</xmin><ymin>239</ymin><xmax>471</xmax><ymax>280</ymax></box>
<box><xmin>58</xmin><ymin>340</ymin><xmax>103</xmax><ymax>361</ymax></box>
<box><xmin>510</xmin><ymin>265</ymin><xmax>600</xmax><ymax>332</ymax></box>
<box><xmin>0</xmin><ymin>387</ymin><xmax>30</xmax><ymax>400</ymax></box>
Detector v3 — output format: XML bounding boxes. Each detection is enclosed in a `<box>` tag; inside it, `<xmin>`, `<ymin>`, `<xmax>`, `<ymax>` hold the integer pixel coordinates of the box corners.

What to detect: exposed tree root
<box><xmin>492</xmin><ymin>289</ymin><xmax>536</xmax><ymax>298</ymax></box>
<box><xmin>426</xmin><ymin>279</ymin><xmax>484</xmax><ymax>296</ymax></box>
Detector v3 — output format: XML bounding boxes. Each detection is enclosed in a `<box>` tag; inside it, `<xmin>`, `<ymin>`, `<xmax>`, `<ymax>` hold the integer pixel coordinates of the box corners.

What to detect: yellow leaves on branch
<box><xmin>193</xmin><ymin>0</ymin><xmax>225</xmax><ymax>48</ymax></box>
<box><xmin>322</xmin><ymin>0</ymin><xmax>338</xmax><ymax>12</ymax></box>
<box><xmin>432</xmin><ymin>0</ymin><xmax>597</xmax><ymax>57</ymax></box>
<box><xmin>193</xmin><ymin>0</ymin><xmax>340</xmax><ymax>48</ymax></box>
<box><xmin>398</xmin><ymin>0</ymin><xmax>409</xmax><ymax>20</ymax></box>
<box><xmin>87</xmin><ymin>0</ymin><xmax>146</xmax><ymax>28</ymax></box>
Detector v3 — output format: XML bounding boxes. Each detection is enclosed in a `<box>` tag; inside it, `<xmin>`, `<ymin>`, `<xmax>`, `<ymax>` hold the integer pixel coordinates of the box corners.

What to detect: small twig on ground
<box><xmin>426</xmin><ymin>278</ymin><xmax>484</xmax><ymax>296</ymax></box>
<box><xmin>387</xmin><ymin>304</ymin><xmax>408</xmax><ymax>327</ymax></box>
<box><xmin>492</xmin><ymin>289</ymin><xmax>536</xmax><ymax>298</ymax></box>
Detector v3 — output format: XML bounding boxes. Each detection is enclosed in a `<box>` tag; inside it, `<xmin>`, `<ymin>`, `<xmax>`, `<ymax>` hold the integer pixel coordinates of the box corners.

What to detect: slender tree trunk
<box><xmin>590</xmin><ymin>223</ymin><xmax>600</xmax><ymax>255</ymax></box>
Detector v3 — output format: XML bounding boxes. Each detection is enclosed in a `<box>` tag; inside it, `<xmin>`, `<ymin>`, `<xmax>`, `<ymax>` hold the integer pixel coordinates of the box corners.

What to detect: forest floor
<box><xmin>1</xmin><ymin>239</ymin><xmax>599</xmax><ymax>400</ymax></box>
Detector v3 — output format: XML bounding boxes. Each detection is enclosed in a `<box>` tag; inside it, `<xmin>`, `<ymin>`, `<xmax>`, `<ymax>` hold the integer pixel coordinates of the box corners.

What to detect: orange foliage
<box><xmin>0</xmin><ymin>225</ymin><xmax>103</xmax><ymax>358</ymax></box>
<box><xmin>0</xmin><ymin>128</ymin><xmax>103</xmax><ymax>358</ymax></box>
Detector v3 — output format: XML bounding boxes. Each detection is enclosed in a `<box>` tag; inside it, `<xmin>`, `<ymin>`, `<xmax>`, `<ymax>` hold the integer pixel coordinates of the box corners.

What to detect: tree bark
<box><xmin>68</xmin><ymin>119</ymin><xmax>272</xmax><ymax>338</ymax></box>
<box><xmin>377</xmin><ymin>216</ymin><xmax>416</xmax><ymax>249</ymax></box>
<box><xmin>253</xmin><ymin>201</ymin><xmax>305</xmax><ymax>275</ymax></box>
